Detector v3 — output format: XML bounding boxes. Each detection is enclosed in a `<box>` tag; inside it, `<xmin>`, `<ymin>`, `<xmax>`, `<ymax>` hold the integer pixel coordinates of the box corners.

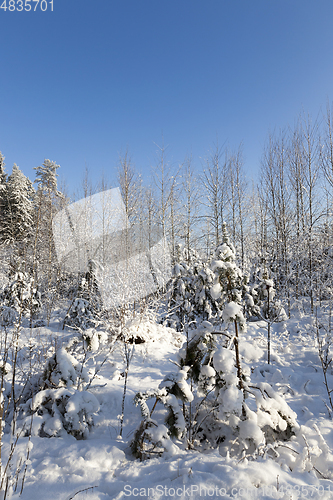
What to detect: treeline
<box><xmin>116</xmin><ymin>108</ymin><xmax>333</xmax><ymax>316</ymax></box>
<box><xmin>1</xmin><ymin>105</ymin><xmax>333</xmax><ymax>316</ymax></box>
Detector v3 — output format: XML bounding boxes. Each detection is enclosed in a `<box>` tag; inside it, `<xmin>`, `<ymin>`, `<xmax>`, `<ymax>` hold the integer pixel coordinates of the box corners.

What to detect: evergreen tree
<box><xmin>0</xmin><ymin>152</ymin><xmax>8</xmax><ymax>242</ymax></box>
<box><xmin>19</xmin><ymin>347</ymin><xmax>100</xmax><ymax>439</ymax></box>
<box><xmin>0</xmin><ymin>151</ymin><xmax>6</xmax><ymax>197</ymax></box>
<box><xmin>134</xmin><ymin>228</ymin><xmax>297</xmax><ymax>459</ymax></box>
<box><xmin>133</xmin><ymin>321</ymin><xmax>298</xmax><ymax>457</ymax></box>
<box><xmin>166</xmin><ymin>248</ymin><xmax>199</xmax><ymax>331</ymax></box>
<box><xmin>34</xmin><ymin>159</ymin><xmax>61</xmax><ymax>196</ymax></box>
<box><xmin>166</xmin><ymin>246</ymin><xmax>220</xmax><ymax>331</ymax></box>
<box><xmin>63</xmin><ymin>260</ymin><xmax>102</xmax><ymax>331</ymax></box>
<box><xmin>33</xmin><ymin>159</ymin><xmax>63</xmax><ymax>324</ymax></box>
<box><xmin>210</xmin><ymin>223</ymin><xmax>248</xmax><ymax>391</ymax></box>
<box><xmin>2</xmin><ymin>164</ymin><xmax>35</xmax><ymax>246</ymax></box>
<box><xmin>0</xmin><ymin>270</ymin><xmax>41</xmax><ymax>321</ymax></box>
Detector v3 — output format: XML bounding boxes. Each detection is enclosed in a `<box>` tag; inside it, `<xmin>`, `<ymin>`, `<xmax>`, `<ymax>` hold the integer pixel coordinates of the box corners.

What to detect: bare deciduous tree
<box><xmin>202</xmin><ymin>144</ymin><xmax>228</xmax><ymax>248</ymax></box>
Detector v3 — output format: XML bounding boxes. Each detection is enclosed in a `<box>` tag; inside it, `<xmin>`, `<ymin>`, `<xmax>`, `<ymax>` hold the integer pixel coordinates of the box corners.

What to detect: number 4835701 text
<box><xmin>1</xmin><ymin>0</ymin><xmax>54</xmax><ymax>11</ymax></box>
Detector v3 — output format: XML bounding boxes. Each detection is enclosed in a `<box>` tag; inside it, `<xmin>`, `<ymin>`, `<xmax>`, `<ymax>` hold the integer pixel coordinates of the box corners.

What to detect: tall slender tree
<box><xmin>227</xmin><ymin>147</ymin><xmax>248</xmax><ymax>271</ymax></box>
<box><xmin>180</xmin><ymin>156</ymin><xmax>201</xmax><ymax>260</ymax></box>
<box><xmin>0</xmin><ymin>152</ymin><xmax>7</xmax><ymax>243</ymax></box>
<box><xmin>260</xmin><ymin>132</ymin><xmax>292</xmax><ymax>310</ymax></box>
<box><xmin>153</xmin><ymin>142</ymin><xmax>181</xmax><ymax>262</ymax></box>
<box><xmin>117</xmin><ymin>149</ymin><xmax>142</xmax><ymax>227</ymax></box>
<box><xmin>3</xmin><ymin>164</ymin><xmax>35</xmax><ymax>247</ymax></box>
<box><xmin>301</xmin><ymin>114</ymin><xmax>321</xmax><ymax>312</ymax></box>
<box><xmin>202</xmin><ymin>144</ymin><xmax>228</xmax><ymax>248</ymax></box>
<box><xmin>33</xmin><ymin>159</ymin><xmax>63</xmax><ymax>323</ymax></box>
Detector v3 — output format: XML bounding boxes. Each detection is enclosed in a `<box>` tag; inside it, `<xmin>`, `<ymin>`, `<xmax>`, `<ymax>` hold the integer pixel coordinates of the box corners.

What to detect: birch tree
<box><xmin>227</xmin><ymin>147</ymin><xmax>248</xmax><ymax>271</ymax></box>
<box><xmin>117</xmin><ymin>150</ymin><xmax>142</xmax><ymax>227</ymax></box>
<box><xmin>180</xmin><ymin>156</ymin><xmax>201</xmax><ymax>260</ymax></box>
<box><xmin>301</xmin><ymin>114</ymin><xmax>321</xmax><ymax>312</ymax></box>
<box><xmin>152</xmin><ymin>143</ymin><xmax>181</xmax><ymax>262</ymax></box>
<box><xmin>202</xmin><ymin>144</ymin><xmax>228</xmax><ymax>248</ymax></box>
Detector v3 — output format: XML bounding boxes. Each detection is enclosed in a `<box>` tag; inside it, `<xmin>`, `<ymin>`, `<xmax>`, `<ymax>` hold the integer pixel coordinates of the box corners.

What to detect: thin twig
<box><xmin>68</xmin><ymin>485</ymin><xmax>98</xmax><ymax>499</ymax></box>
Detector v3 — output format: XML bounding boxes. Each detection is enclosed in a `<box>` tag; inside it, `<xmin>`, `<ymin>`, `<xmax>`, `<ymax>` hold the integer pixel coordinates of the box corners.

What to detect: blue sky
<box><xmin>1</xmin><ymin>0</ymin><xmax>333</xmax><ymax>196</ymax></box>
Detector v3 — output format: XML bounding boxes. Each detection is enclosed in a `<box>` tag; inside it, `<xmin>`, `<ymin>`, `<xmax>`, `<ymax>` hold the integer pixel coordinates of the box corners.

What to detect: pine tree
<box><xmin>33</xmin><ymin>159</ymin><xmax>63</xmax><ymax>324</ymax></box>
<box><xmin>34</xmin><ymin>159</ymin><xmax>61</xmax><ymax>195</ymax></box>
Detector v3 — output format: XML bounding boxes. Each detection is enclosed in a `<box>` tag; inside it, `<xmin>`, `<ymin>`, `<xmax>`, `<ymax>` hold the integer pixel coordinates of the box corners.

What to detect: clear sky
<box><xmin>1</xmin><ymin>0</ymin><xmax>333</xmax><ymax>196</ymax></box>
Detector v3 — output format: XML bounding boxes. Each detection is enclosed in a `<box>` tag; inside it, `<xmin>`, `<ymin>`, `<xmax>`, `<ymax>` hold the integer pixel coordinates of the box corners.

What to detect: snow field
<box><xmin>2</xmin><ymin>313</ymin><xmax>333</xmax><ymax>499</ymax></box>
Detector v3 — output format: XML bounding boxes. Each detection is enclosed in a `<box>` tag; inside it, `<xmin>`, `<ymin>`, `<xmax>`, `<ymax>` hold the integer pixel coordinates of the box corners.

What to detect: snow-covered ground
<box><xmin>3</xmin><ymin>309</ymin><xmax>333</xmax><ymax>500</ymax></box>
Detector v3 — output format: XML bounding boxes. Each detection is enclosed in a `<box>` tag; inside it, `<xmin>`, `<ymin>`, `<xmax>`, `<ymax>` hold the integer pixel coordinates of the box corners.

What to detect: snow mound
<box><xmin>124</xmin><ymin>317</ymin><xmax>182</xmax><ymax>346</ymax></box>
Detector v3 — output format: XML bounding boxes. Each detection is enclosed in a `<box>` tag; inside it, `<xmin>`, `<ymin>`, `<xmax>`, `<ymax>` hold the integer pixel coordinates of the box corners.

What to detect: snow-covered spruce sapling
<box><xmin>210</xmin><ymin>227</ymin><xmax>298</xmax><ymax>455</ymax></box>
<box><xmin>0</xmin><ymin>270</ymin><xmax>41</xmax><ymax>325</ymax></box>
<box><xmin>63</xmin><ymin>260</ymin><xmax>102</xmax><ymax>331</ymax></box>
<box><xmin>192</xmin><ymin>263</ymin><xmax>221</xmax><ymax>324</ymax></box>
<box><xmin>162</xmin><ymin>229</ymin><xmax>297</xmax><ymax>455</ymax></box>
<box><xmin>63</xmin><ymin>297</ymin><xmax>99</xmax><ymax>331</ymax></box>
<box><xmin>131</xmin><ymin>227</ymin><xmax>298</xmax><ymax>459</ymax></box>
<box><xmin>132</xmin><ymin>316</ymin><xmax>298</xmax><ymax>458</ymax></box>
<box><xmin>165</xmin><ymin>248</ymin><xmax>200</xmax><ymax>331</ymax></box>
<box><xmin>177</xmin><ymin>322</ymin><xmax>217</xmax><ymax>447</ymax></box>
<box><xmin>165</xmin><ymin>247</ymin><xmax>219</xmax><ymax>331</ymax></box>
<box><xmin>131</xmin><ymin>322</ymin><xmax>220</xmax><ymax>454</ymax></box>
<box><xmin>210</xmin><ymin>223</ymin><xmax>248</xmax><ymax>394</ymax></box>
<box><xmin>131</xmin><ymin>368</ymin><xmax>193</xmax><ymax>459</ymax></box>
<box><xmin>19</xmin><ymin>346</ymin><xmax>100</xmax><ymax>439</ymax></box>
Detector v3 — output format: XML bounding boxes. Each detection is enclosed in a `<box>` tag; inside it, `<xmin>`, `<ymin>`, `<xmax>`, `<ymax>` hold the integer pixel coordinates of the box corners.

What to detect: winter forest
<box><xmin>2</xmin><ymin>108</ymin><xmax>333</xmax><ymax>499</ymax></box>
